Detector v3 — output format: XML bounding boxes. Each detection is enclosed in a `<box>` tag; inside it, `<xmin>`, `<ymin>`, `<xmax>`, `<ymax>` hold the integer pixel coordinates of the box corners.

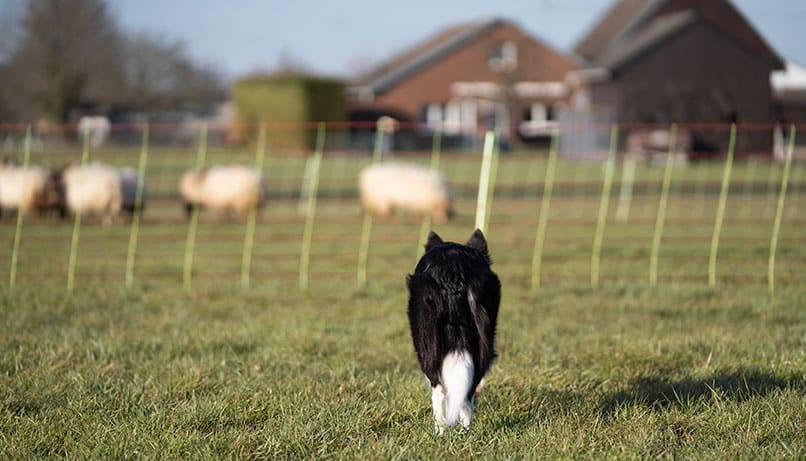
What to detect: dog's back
<box><xmin>407</xmin><ymin>229</ymin><xmax>500</xmax><ymax>432</ymax></box>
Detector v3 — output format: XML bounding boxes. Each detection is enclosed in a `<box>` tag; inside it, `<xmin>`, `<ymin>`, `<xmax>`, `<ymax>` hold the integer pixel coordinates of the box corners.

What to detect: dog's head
<box><xmin>424</xmin><ymin>228</ymin><xmax>490</xmax><ymax>263</ymax></box>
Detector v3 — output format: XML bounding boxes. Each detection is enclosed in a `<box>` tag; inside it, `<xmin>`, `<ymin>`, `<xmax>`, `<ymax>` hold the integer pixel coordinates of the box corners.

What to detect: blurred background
<box><xmin>1</xmin><ymin>0</ymin><xmax>805</xmax><ymax>288</ymax></box>
<box><xmin>0</xmin><ymin>0</ymin><xmax>804</xmax><ymax>154</ymax></box>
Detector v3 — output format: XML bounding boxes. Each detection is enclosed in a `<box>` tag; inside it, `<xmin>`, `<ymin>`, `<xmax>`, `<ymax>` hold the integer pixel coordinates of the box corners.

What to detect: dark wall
<box><xmin>611</xmin><ymin>20</ymin><xmax>779</xmax><ymax>154</ymax></box>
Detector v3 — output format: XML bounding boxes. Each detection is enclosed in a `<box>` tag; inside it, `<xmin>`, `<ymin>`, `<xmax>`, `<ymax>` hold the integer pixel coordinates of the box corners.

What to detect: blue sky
<box><xmin>12</xmin><ymin>1</ymin><xmax>806</xmax><ymax>81</ymax></box>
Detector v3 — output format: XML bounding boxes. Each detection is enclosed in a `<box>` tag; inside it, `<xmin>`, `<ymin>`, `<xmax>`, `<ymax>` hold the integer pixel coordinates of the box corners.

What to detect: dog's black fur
<box><xmin>407</xmin><ymin>229</ymin><xmax>501</xmax><ymax>403</ymax></box>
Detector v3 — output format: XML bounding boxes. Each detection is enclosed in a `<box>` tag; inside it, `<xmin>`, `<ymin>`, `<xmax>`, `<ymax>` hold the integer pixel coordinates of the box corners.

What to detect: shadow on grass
<box><xmin>485</xmin><ymin>388</ymin><xmax>588</xmax><ymax>430</ymax></box>
<box><xmin>600</xmin><ymin>368</ymin><xmax>804</xmax><ymax>417</ymax></box>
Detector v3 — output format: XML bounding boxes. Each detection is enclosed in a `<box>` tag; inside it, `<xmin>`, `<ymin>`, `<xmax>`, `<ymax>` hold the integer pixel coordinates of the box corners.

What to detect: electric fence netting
<box><xmin>0</xmin><ymin>121</ymin><xmax>803</xmax><ymax>292</ymax></box>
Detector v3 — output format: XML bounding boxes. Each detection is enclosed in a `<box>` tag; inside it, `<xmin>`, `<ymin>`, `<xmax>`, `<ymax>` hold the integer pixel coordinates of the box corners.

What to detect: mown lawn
<box><xmin>1</xmin><ymin>279</ymin><xmax>803</xmax><ymax>459</ymax></box>
<box><xmin>1</xmin><ymin>143</ymin><xmax>804</xmax><ymax>458</ymax></box>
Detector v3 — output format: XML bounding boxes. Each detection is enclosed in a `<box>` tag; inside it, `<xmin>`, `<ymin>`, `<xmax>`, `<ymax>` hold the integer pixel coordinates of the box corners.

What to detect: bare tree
<box><xmin>0</xmin><ymin>0</ymin><xmax>225</xmax><ymax>123</ymax></box>
<box><xmin>7</xmin><ymin>0</ymin><xmax>126</xmax><ymax>122</ymax></box>
<box><xmin>122</xmin><ymin>33</ymin><xmax>225</xmax><ymax>112</ymax></box>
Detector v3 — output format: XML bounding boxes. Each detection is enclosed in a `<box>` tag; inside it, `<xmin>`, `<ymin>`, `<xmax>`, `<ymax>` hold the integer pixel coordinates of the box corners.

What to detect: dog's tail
<box><xmin>468</xmin><ymin>289</ymin><xmax>493</xmax><ymax>369</ymax></box>
<box><xmin>440</xmin><ymin>350</ymin><xmax>474</xmax><ymax>427</ymax></box>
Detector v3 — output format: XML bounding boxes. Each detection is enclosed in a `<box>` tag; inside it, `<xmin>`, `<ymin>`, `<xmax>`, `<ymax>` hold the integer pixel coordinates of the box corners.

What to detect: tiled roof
<box><xmin>350</xmin><ymin>19</ymin><xmax>505</xmax><ymax>95</ymax></box>
<box><xmin>573</xmin><ymin>0</ymin><xmax>650</xmax><ymax>62</ymax></box>
<box><xmin>592</xmin><ymin>10</ymin><xmax>697</xmax><ymax>70</ymax></box>
<box><xmin>574</xmin><ymin>0</ymin><xmax>783</xmax><ymax>70</ymax></box>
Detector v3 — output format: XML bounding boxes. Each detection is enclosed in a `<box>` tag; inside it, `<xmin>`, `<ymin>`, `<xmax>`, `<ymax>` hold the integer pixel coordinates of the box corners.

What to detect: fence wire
<box><xmin>1</xmin><ymin>121</ymin><xmax>804</xmax><ymax>291</ymax></box>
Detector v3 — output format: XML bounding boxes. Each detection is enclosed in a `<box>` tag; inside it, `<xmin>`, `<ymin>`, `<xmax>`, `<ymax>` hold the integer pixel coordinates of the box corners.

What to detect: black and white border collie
<box><xmin>407</xmin><ymin>229</ymin><xmax>501</xmax><ymax>434</ymax></box>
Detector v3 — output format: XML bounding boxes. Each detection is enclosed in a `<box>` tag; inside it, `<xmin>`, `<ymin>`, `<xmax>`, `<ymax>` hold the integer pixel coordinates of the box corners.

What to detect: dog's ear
<box><xmin>466</xmin><ymin>229</ymin><xmax>489</xmax><ymax>256</ymax></box>
<box><xmin>425</xmin><ymin>231</ymin><xmax>443</xmax><ymax>251</ymax></box>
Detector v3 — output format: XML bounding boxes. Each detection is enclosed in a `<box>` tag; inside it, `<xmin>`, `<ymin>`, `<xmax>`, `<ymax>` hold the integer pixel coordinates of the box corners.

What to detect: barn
<box><xmin>563</xmin><ymin>0</ymin><xmax>785</xmax><ymax>158</ymax></box>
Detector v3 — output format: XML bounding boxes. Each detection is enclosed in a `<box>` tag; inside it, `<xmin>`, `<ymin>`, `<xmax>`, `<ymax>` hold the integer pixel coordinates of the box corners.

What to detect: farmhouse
<box><xmin>564</xmin><ymin>0</ymin><xmax>785</xmax><ymax>158</ymax></box>
<box><xmin>345</xmin><ymin>18</ymin><xmax>578</xmax><ymax>150</ymax></box>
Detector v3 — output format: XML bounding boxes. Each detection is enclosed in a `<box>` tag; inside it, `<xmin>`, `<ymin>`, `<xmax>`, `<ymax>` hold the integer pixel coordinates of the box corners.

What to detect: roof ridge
<box><xmin>594</xmin><ymin>9</ymin><xmax>697</xmax><ymax>70</ymax></box>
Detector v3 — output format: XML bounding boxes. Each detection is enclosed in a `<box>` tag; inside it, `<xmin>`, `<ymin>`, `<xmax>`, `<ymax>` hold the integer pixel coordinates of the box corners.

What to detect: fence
<box><xmin>0</xmin><ymin>121</ymin><xmax>804</xmax><ymax>292</ymax></box>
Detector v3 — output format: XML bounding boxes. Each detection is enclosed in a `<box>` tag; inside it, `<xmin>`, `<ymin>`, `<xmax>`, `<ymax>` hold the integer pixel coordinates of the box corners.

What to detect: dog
<box><xmin>407</xmin><ymin>229</ymin><xmax>501</xmax><ymax>434</ymax></box>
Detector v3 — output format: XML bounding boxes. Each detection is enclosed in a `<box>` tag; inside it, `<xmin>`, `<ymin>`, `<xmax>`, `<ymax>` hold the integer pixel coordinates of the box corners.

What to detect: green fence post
<box><xmin>483</xmin><ymin>133</ymin><xmax>500</xmax><ymax>232</ymax></box>
<box><xmin>67</xmin><ymin>125</ymin><xmax>91</xmax><ymax>292</ymax></box>
<box><xmin>530</xmin><ymin>127</ymin><xmax>559</xmax><ymax>291</ymax></box>
<box><xmin>591</xmin><ymin>124</ymin><xmax>618</xmax><ymax>288</ymax></box>
<box><xmin>9</xmin><ymin>124</ymin><xmax>32</xmax><ymax>289</ymax></box>
<box><xmin>416</xmin><ymin>128</ymin><xmax>442</xmax><ymax>260</ymax></box>
<box><xmin>649</xmin><ymin>124</ymin><xmax>677</xmax><ymax>286</ymax></box>
<box><xmin>708</xmin><ymin>123</ymin><xmax>736</xmax><ymax>287</ymax></box>
<box><xmin>474</xmin><ymin>131</ymin><xmax>496</xmax><ymax>233</ymax></box>
<box><xmin>768</xmin><ymin>124</ymin><xmax>796</xmax><ymax>294</ymax></box>
<box><xmin>299</xmin><ymin>122</ymin><xmax>325</xmax><ymax>290</ymax></box>
<box><xmin>183</xmin><ymin>123</ymin><xmax>207</xmax><ymax>291</ymax></box>
<box><xmin>241</xmin><ymin>123</ymin><xmax>267</xmax><ymax>290</ymax></box>
<box><xmin>124</xmin><ymin>124</ymin><xmax>149</xmax><ymax>289</ymax></box>
<box><xmin>357</xmin><ymin>123</ymin><xmax>386</xmax><ymax>288</ymax></box>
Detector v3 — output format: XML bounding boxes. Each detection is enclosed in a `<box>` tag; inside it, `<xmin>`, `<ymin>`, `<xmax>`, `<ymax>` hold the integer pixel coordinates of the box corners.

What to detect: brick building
<box><xmin>345</xmin><ymin>18</ymin><xmax>578</xmax><ymax>150</ymax></box>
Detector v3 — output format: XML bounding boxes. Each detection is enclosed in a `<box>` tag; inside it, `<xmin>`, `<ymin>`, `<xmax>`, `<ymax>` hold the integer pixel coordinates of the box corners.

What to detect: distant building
<box><xmin>771</xmin><ymin>61</ymin><xmax>806</xmax><ymax>160</ymax></box>
<box><xmin>345</xmin><ymin>18</ymin><xmax>578</xmax><ymax>150</ymax></box>
<box><xmin>565</xmin><ymin>0</ymin><xmax>785</xmax><ymax>159</ymax></box>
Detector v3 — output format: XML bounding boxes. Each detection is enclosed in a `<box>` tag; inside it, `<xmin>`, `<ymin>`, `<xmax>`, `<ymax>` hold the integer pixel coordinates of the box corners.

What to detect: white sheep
<box><xmin>118</xmin><ymin>167</ymin><xmax>146</xmax><ymax>215</ymax></box>
<box><xmin>358</xmin><ymin>162</ymin><xmax>453</xmax><ymax>223</ymax></box>
<box><xmin>179</xmin><ymin>165</ymin><xmax>265</xmax><ymax>217</ymax></box>
<box><xmin>61</xmin><ymin>162</ymin><xmax>123</xmax><ymax>222</ymax></box>
<box><xmin>0</xmin><ymin>160</ymin><xmax>49</xmax><ymax>216</ymax></box>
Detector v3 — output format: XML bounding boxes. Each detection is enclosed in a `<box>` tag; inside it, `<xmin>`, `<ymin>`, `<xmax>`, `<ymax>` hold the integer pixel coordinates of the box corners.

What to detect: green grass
<box><xmin>0</xmin><ymin>142</ymin><xmax>804</xmax><ymax>457</ymax></box>
<box><xmin>1</xmin><ymin>281</ymin><xmax>803</xmax><ymax>459</ymax></box>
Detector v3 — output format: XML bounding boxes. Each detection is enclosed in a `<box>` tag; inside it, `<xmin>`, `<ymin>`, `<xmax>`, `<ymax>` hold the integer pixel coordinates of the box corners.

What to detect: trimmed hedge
<box><xmin>232</xmin><ymin>75</ymin><xmax>345</xmax><ymax>150</ymax></box>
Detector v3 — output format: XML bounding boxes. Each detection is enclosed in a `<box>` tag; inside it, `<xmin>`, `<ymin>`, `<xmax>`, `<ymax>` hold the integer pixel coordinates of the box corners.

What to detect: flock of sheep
<box><xmin>0</xmin><ymin>159</ymin><xmax>454</xmax><ymax>223</ymax></box>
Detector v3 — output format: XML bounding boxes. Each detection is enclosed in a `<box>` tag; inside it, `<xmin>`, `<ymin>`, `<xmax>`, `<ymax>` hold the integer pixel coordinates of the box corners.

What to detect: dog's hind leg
<box><xmin>458</xmin><ymin>399</ymin><xmax>474</xmax><ymax>429</ymax></box>
<box><xmin>473</xmin><ymin>377</ymin><xmax>486</xmax><ymax>405</ymax></box>
<box><xmin>431</xmin><ymin>384</ymin><xmax>447</xmax><ymax>435</ymax></box>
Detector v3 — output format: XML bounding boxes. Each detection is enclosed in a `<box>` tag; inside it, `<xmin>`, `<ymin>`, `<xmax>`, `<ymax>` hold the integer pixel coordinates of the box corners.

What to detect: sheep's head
<box><xmin>179</xmin><ymin>169</ymin><xmax>206</xmax><ymax>203</ymax></box>
<box><xmin>0</xmin><ymin>156</ymin><xmax>19</xmax><ymax>172</ymax></box>
<box><xmin>42</xmin><ymin>169</ymin><xmax>67</xmax><ymax>217</ymax></box>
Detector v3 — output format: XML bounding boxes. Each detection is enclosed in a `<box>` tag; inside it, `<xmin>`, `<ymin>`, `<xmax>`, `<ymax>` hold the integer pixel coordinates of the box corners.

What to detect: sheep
<box><xmin>179</xmin><ymin>165</ymin><xmax>265</xmax><ymax>217</ymax></box>
<box><xmin>118</xmin><ymin>167</ymin><xmax>146</xmax><ymax>215</ymax></box>
<box><xmin>0</xmin><ymin>159</ymin><xmax>50</xmax><ymax>217</ymax></box>
<box><xmin>60</xmin><ymin>162</ymin><xmax>123</xmax><ymax>223</ymax></box>
<box><xmin>358</xmin><ymin>162</ymin><xmax>454</xmax><ymax>223</ymax></box>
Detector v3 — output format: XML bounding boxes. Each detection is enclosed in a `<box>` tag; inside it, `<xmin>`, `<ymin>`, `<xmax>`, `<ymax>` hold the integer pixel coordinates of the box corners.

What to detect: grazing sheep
<box><xmin>0</xmin><ymin>159</ymin><xmax>50</xmax><ymax>216</ymax></box>
<box><xmin>179</xmin><ymin>165</ymin><xmax>265</xmax><ymax>217</ymax></box>
<box><xmin>118</xmin><ymin>167</ymin><xmax>146</xmax><ymax>215</ymax></box>
<box><xmin>358</xmin><ymin>162</ymin><xmax>453</xmax><ymax>223</ymax></box>
<box><xmin>61</xmin><ymin>162</ymin><xmax>123</xmax><ymax>223</ymax></box>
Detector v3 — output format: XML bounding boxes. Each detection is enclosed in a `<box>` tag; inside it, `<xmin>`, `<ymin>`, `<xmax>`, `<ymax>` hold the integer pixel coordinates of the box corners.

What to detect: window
<box><xmin>523</xmin><ymin>103</ymin><xmax>555</xmax><ymax>123</ymax></box>
<box><xmin>519</xmin><ymin>103</ymin><xmax>557</xmax><ymax>138</ymax></box>
<box><xmin>425</xmin><ymin>103</ymin><xmax>443</xmax><ymax>129</ymax></box>
<box><xmin>489</xmin><ymin>41</ymin><xmax>517</xmax><ymax>72</ymax></box>
<box><xmin>444</xmin><ymin>102</ymin><xmax>462</xmax><ymax>135</ymax></box>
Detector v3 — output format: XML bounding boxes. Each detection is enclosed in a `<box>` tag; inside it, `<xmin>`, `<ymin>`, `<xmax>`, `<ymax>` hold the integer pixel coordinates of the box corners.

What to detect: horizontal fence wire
<box><xmin>0</xmin><ymin>121</ymin><xmax>804</xmax><ymax>292</ymax></box>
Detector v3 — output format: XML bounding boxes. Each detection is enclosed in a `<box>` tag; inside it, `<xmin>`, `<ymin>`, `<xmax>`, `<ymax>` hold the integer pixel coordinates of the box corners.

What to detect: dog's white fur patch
<box><xmin>432</xmin><ymin>349</ymin><xmax>474</xmax><ymax>433</ymax></box>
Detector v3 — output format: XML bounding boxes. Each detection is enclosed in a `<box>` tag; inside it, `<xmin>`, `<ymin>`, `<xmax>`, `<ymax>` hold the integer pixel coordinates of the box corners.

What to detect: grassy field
<box><xmin>1</xmin><ymin>139</ymin><xmax>805</xmax><ymax>458</ymax></box>
<box><xmin>1</xmin><ymin>280</ymin><xmax>803</xmax><ymax>458</ymax></box>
